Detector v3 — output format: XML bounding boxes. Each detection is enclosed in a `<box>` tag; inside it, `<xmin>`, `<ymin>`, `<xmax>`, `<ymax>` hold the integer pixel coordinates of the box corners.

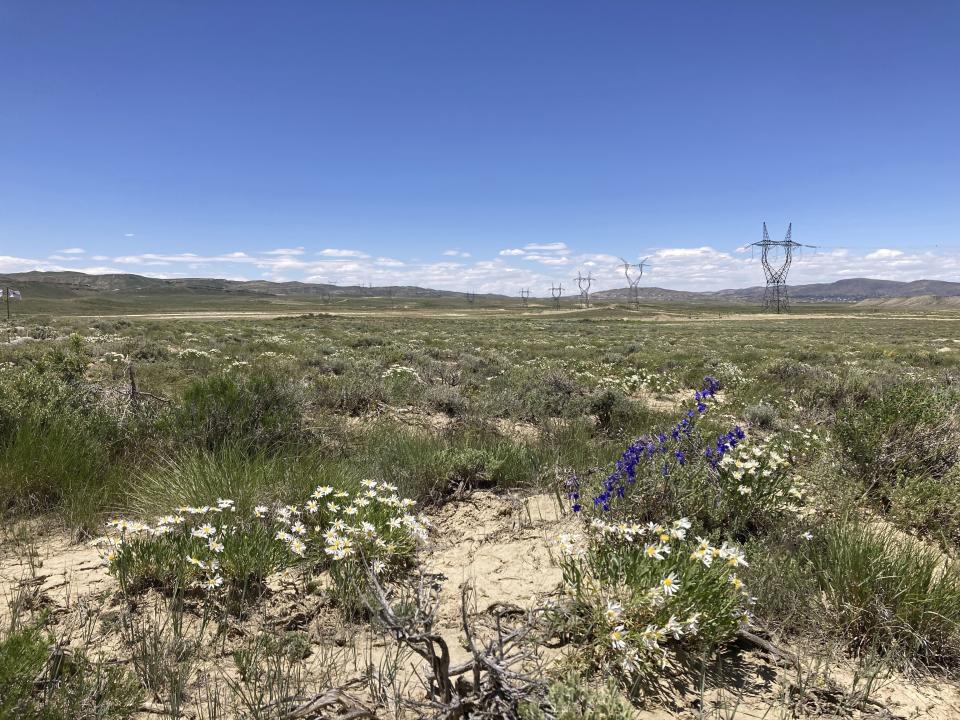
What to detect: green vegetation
<box><xmin>4</xmin><ymin>300</ymin><xmax>960</xmax><ymax>715</ymax></box>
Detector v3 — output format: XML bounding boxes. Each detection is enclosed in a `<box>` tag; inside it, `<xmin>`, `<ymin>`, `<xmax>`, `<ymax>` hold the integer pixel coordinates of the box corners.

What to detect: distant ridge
<box><xmin>2</xmin><ymin>270</ymin><xmax>960</xmax><ymax>304</ymax></box>
<box><xmin>0</xmin><ymin>270</ymin><xmax>508</xmax><ymax>300</ymax></box>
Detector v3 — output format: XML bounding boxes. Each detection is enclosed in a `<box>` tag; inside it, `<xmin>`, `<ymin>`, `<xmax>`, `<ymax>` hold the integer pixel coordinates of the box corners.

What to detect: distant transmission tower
<box><xmin>748</xmin><ymin>223</ymin><xmax>816</xmax><ymax>313</ymax></box>
<box><xmin>465</xmin><ymin>291</ymin><xmax>477</xmax><ymax>307</ymax></box>
<box><xmin>619</xmin><ymin>257</ymin><xmax>649</xmax><ymax>309</ymax></box>
<box><xmin>519</xmin><ymin>288</ymin><xmax>531</xmax><ymax>307</ymax></box>
<box><xmin>575</xmin><ymin>272</ymin><xmax>592</xmax><ymax>308</ymax></box>
<box><xmin>550</xmin><ymin>283</ymin><xmax>563</xmax><ymax>310</ymax></box>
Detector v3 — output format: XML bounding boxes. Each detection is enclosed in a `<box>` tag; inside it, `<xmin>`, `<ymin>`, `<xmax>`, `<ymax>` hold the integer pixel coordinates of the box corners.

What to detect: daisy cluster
<box><xmin>91</xmin><ymin>482</ymin><xmax>429</xmax><ymax>594</ymax></box>
<box><xmin>558</xmin><ymin>515</ymin><xmax>752</xmax><ymax>674</ymax></box>
<box><xmin>100</xmin><ymin>351</ymin><xmax>127</xmax><ymax>364</ymax></box>
<box><xmin>381</xmin><ymin>365</ymin><xmax>423</xmax><ymax>382</ymax></box>
<box><xmin>716</xmin><ymin>437</ymin><xmax>790</xmax><ymax>497</ymax></box>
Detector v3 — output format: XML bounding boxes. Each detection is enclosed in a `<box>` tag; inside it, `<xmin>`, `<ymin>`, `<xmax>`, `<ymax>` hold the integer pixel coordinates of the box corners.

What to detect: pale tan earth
<box><xmin>64</xmin><ymin>308</ymin><xmax>960</xmax><ymax>324</ymax></box>
<box><xmin>3</xmin><ymin>493</ymin><xmax>960</xmax><ymax>719</ymax></box>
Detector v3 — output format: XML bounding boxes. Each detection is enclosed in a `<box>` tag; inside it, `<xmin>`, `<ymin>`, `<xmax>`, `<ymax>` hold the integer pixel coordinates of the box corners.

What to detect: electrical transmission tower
<box><xmin>465</xmin><ymin>291</ymin><xmax>477</xmax><ymax>307</ymax></box>
<box><xmin>575</xmin><ymin>272</ymin><xmax>592</xmax><ymax>308</ymax></box>
<box><xmin>748</xmin><ymin>223</ymin><xmax>816</xmax><ymax>313</ymax></box>
<box><xmin>619</xmin><ymin>257</ymin><xmax>650</xmax><ymax>309</ymax></box>
<box><xmin>550</xmin><ymin>283</ymin><xmax>563</xmax><ymax>310</ymax></box>
<box><xmin>519</xmin><ymin>288</ymin><xmax>531</xmax><ymax>307</ymax></box>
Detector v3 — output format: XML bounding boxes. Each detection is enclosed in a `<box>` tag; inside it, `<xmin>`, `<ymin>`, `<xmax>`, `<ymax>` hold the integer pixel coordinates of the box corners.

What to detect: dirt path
<box><xmin>62</xmin><ymin>308</ymin><xmax>960</xmax><ymax>323</ymax></box>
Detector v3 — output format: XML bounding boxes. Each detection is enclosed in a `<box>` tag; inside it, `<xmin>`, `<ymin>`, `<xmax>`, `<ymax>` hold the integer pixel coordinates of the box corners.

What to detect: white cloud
<box><xmin>442</xmin><ymin>249</ymin><xmax>471</xmax><ymax>257</ymax></box>
<box><xmin>123</xmin><ymin>233</ymin><xmax>135</xmax><ymax>238</ymax></box>
<box><xmin>524</xmin><ymin>254</ymin><xmax>570</xmax><ymax>266</ymax></box>
<box><xmin>524</xmin><ymin>242</ymin><xmax>567</xmax><ymax>252</ymax></box>
<box><xmin>318</xmin><ymin>248</ymin><xmax>370</xmax><ymax>258</ymax></box>
<box><xmin>499</xmin><ymin>248</ymin><xmax>526</xmax><ymax>256</ymax></box>
<box><xmin>262</xmin><ymin>247</ymin><xmax>305</xmax><ymax>256</ymax></box>
<box><xmin>4</xmin><ymin>242</ymin><xmax>958</xmax><ymax>295</ymax></box>
<box><xmin>58</xmin><ymin>247</ymin><xmax>85</xmax><ymax>254</ymax></box>
<box><xmin>865</xmin><ymin>248</ymin><xmax>904</xmax><ymax>260</ymax></box>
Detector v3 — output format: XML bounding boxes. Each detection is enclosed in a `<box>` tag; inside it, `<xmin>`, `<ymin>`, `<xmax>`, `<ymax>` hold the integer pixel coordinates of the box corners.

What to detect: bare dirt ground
<box><xmin>4</xmin><ymin>495</ymin><xmax>960</xmax><ymax>718</ymax></box>
<box><xmin>64</xmin><ymin>308</ymin><xmax>960</xmax><ymax>324</ymax></box>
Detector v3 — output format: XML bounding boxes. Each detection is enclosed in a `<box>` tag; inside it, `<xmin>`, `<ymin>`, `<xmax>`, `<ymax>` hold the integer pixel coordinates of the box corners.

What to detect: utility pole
<box><xmin>4</xmin><ymin>288</ymin><xmax>9</xmax><ymax>322</ymax></box>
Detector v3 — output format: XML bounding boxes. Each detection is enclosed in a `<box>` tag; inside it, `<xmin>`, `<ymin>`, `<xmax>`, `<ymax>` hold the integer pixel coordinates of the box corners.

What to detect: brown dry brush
<box><xmin>362</xmin><ymin>569</ymin><xmax>548</xmax><ymax>720</ymax></box>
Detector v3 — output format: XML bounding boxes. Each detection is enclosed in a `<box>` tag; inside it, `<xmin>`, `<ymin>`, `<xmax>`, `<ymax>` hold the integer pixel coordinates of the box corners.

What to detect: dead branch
<box><xmin>365</xmin><ymin>568</ymin><xmax>546</xmax><ymax>720</ymax></box>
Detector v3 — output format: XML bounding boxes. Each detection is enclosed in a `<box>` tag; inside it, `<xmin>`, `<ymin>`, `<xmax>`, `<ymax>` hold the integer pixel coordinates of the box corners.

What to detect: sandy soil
<box><xmin>4</xmin><ymin>495</ymin><xmax>960</xmax><ymax>718</ymax></box>
<box><xmin>64</xmin><ymin>308</ymin><xmax>960</xmax><ymax>323</ymax></box>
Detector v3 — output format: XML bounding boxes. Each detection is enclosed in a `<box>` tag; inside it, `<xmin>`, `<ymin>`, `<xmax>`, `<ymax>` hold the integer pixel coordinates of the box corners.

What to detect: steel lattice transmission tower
<box><xmin>519</xmin><ymin>288</ymin><xmax>531</xmax><ymax>307</ymax></box>
<box><xmin>748</xmin><ymin>223</ymin><xmax>816</xmax><ymax>313</ymax></box>
<box><xmin>550</xmin><ymin>283</ymin><xmax>563</xmax><ymax>310</ymax></box>
<box><xmin>575</xmin><ymin>272</ymin><xmax>592</xmax><ymax>308</ymax></box>
<box><xmin>619</xmin><ymin>257</ymin><xmax>650</xmax><ymax>309</ymax></box>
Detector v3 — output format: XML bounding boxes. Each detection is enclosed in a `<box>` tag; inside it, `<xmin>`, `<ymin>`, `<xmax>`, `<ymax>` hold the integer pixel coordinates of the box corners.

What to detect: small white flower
<box><xmin>609</xmin><ymin>625</ymin><xmax>627</xmax><ymax>650</ymax></box>
<box><xmin>661</xmin><ymin>572</ymin><xmax>680</xmax><ymax>596</ymax></box>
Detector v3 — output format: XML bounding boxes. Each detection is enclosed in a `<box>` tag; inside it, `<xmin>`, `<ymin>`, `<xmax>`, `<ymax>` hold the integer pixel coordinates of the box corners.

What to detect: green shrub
<box><xmin>886</xmin><ymin>469</ymin><xmax>960</xmax><ymax>549</ymax></box>
<box><xmin>520</xmin><ymin>672</ymin><xmax>633</xmax><ymax>720</ymax></box>
<box><xmin>743</xmin><ymin>401</ymin><xmax>778</xmax><ymax>429</ymax></box>
<box><xmin>168</xmin><ymin>372</ymin><xmax>304</xmax><ymax>453</ymax></box>
<box><xmin>835</xmin><ymin>382</ymin><xmax>960</xmax><ymax>490</ymax></box>
<box><xmin>0</xmin><ymin>623</ymin><xmax>141</xmax><ymax>720</ymax></box>
<box><xmin>313</xmin><ymin>370</ymin><xmax>386</xmax><ymax>415</ymax></box>
<box><xmin>127</xmin><ymin>447</ymin><xmax>344</xmax><ymax>518</ymax></box>
<box><xmin>424</xmin><ymin>384</ymin><xmax>467</xmax><ymax>417</ymax></box>
<box><xmin>0</xmin><ymin>366</ymin><xmax>122</xmax><ymax>528</ymax></box>
<box><xmin>556</xmin><ymin>515</ymin><xmax>750</xmax><ymax>690</ymax></box>
<box><xmin>98</xmin><ymin>480</ymin><xmax>426</xmax><ymax>613</ymax></box>
<box><xmin>804</xmin><ymin>520</ymin><xmax>960</xmax><ymax>665</ymax></box>
<box><xmin>587</xmin><ymin>387</ymin><xmax>646</xmax><ymax>433</ymax></box>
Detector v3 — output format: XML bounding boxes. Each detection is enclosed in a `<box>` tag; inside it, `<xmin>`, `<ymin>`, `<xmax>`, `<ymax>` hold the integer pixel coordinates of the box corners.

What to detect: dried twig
<box><xmin>365</xmin><ymin>569</ymin><xmax>546</xmax><ymax>719</ymax></box>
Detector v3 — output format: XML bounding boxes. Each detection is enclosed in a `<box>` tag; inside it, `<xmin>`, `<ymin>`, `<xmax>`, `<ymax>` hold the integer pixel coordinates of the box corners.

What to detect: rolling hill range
<box><xmin>2</xmin><ymin>271</ymin><xmax>960</xmax><ymax>311</ymax></box>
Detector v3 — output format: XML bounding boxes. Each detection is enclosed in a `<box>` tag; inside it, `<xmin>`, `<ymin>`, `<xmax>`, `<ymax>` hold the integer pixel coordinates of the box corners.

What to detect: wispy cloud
<box><xmin>442</xmin><ymin>249</ymin><xmax>471</xmax><ymax>257</ymax></box>
<box><xmin>57</xmin><ymin>247</ymin><xmax>85</xmax><ymax>254</ymax></box>
<box><xmin>524</xmin><ymin>242</ymin><xmax>568</xmax><ymax>252</ymax></box>
<box><xmin>318</xmin><ymin>248</ymin><xmax>370</xmax><ymax>258</ymax></box>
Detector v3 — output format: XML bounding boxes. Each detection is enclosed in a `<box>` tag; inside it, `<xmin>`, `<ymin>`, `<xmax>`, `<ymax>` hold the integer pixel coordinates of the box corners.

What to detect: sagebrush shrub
<box><xmin>835</xmin><ymin>381</ymin><xmax>960</xmax><ymax>489</ymax></box>
<box><xmin>169</xmin><ymin>371</ymin><xmax>304</xmax><ymax>453</ymax></box>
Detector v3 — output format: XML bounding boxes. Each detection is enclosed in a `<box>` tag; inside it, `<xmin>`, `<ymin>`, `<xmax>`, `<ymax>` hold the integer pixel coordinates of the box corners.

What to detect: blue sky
<box><xmin>1</xmin><ymin>2</ymin><xmax>958</xmax><ymax>292</ymax></box>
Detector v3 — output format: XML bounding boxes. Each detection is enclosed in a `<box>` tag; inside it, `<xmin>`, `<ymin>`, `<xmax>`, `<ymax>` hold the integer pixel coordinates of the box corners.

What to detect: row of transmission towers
<box><xmin>470</xmin><ymin>223</ymin><xmax>809</xmax><ymax>314</ymax></box>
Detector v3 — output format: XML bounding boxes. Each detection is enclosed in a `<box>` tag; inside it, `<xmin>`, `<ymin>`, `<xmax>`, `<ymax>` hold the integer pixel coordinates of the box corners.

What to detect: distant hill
<box><xmin>0</xmin><ymin>270</ymin><xmax>507</xmax><ymax>300</ymax></box>
<box><xmin>856</xmin><ymin>295</ymin><xmax>960</xmax><ymax>309</ymax></box>
<box><xmin>712</xmin><ymin>278</ymin><xmax>960</xmax><ymax>303</ymax></box>
<box><xmin>592</xmin><ymin>278</ymin><xmax>960</xmax><ymax>304</ymax></box>
<box><xmin>2</xmin><ymin>271</ymin><xmax>959</xmax><ymax>305</ymax></box>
